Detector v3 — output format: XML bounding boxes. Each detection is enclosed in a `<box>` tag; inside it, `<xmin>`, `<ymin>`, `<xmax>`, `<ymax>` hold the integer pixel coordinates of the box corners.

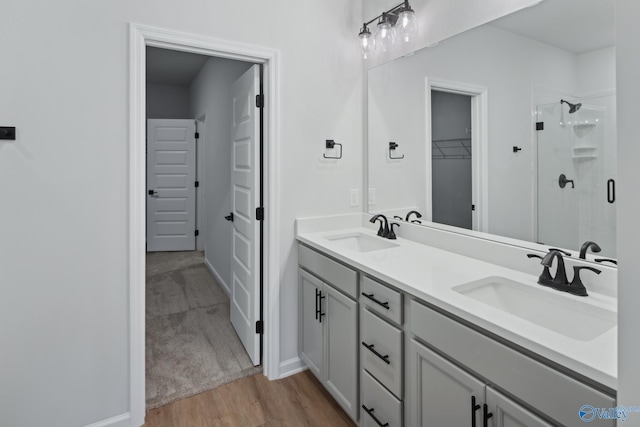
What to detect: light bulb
<box><xmin>374</xmin><ymin>14</ymin><xmax>395</xmax><ymax>52</ymax></box>
<box><xmin>359</xmin><ymin>26</ymin><xmax>372</xmax><ymax>59</ymax></box>
<box><xmin>397</xmin><ymin>7</ymin><xmax>417</xmax><ymax>43</ymax></box>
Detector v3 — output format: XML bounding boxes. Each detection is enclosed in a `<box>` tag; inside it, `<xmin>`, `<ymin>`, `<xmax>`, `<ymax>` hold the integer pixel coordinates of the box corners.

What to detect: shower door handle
<box><xmin>607</xmin><ymin>179</ymin><xmax>615</xmax><ymax>203</ymax></box>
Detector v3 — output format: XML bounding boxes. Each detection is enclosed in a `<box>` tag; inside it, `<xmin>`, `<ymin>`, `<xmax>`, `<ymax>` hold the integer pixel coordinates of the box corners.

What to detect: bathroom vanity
<box><xmin>296</xmin><ymin>214</ymin><xmax>617</xmax><ymax>427</ymax></box>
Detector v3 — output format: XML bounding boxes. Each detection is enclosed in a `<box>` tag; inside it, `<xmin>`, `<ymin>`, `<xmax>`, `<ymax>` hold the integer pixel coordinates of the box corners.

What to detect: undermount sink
<box><xmin>453</xmin><ymin>276</ymin><xmax>616</xmax><ymax>341</ymax></box>
<box><xmin>326</xmin><ymin>232</ymin><xmax>399</xmax><ymax>253</ymax></box>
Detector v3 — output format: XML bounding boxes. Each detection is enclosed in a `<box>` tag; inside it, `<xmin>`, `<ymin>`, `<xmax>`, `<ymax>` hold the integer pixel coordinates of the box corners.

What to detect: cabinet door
<box><xmin>324</xmin><ymin>284</ymin><xmax>358</xmax><ymax>421</ymax></box>
<box><xmin>410</xmin><ymin>339</ymin><xmax>485</xmax><ymax>427</ymax></box>
<box><xmin>299</xmin><ymin>269</ymin><xmax>324</xmax><ymax>379</ymax></box>
<box><xmin>485</xmin><ymin>387</ymin><xmax>554</xmax><ymax>427</ymax></box>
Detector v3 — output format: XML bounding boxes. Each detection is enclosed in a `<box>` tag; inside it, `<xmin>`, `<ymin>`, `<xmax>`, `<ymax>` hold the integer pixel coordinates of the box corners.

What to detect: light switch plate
<box><xmin>368</xmin><ymin>188</ymin><xmax>376</xmax><ymax>205</ymax></box>
<box><xmin>350</xmin><ymin>189</ymin><xmax>359</xmax><ymax>207</ymax></box>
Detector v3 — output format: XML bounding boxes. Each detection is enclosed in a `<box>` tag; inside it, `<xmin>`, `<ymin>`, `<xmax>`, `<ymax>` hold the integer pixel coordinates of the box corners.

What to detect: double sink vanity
<box><xmin>296</xmin><ymin>213</ymin><xmax>617</xmax><ymax>427</ymax></box>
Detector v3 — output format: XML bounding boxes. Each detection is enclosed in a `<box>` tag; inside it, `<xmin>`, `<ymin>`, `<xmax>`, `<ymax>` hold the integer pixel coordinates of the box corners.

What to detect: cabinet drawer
<box><xmin>362</xmin><ymin>308</ymin><xmax>403</xmax><ymax>398</ymax></box>
<box><xmin>410</xmin><ymin>299</ymin><xmax>616</xmax><ymax>427</ymax></box>
<box><xmin>361</xmin><ymin>275</ymin><xmax>402</xmax><ymax>325</ymax></box>
<box><xmin>362</xmin><ymin>370</ymin><xmax>402</xmax><ymax>427</ymax></box>
<box><xmin>298</xmin><ymin>244</ymin><xmax>358</xmax><ymax>299</ymax></box>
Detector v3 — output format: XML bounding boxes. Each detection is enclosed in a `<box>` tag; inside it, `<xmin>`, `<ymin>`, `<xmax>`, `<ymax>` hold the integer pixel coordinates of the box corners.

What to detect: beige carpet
<box><xmin>146</xmin><ymin>251</ymin><xmax>262</xmax><ymax>409</ymax></box>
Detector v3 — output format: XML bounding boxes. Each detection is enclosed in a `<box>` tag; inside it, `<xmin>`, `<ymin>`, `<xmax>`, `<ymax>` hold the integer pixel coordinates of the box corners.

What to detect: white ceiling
<box><xmin>146</xmin><ymin>47</ymin><xmax>209</xmax><ymax>85</ymax></box>
<box><xmin>491</xmin><ymin>0</ymin><xmax>614</xmax><ymax>54</ymax></box>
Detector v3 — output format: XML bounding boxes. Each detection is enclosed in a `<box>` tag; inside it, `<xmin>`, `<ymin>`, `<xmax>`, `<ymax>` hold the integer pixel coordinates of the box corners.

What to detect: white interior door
<box><xmin>146</xmin><ymin>119</ymin><xmax>197</xmax><ymax>252</ymax></box>
<box><xmin>230</xmin><ymin>65</ymin><xmax>261</xmax><ymax>365</ymax></box>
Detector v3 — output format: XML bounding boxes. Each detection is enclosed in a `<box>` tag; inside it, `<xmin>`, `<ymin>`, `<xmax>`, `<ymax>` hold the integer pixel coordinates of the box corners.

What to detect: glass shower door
<box><xmin>536</xmin><ymin>95</ymin><xmax>616</xmax><ymax>257</ymax></box>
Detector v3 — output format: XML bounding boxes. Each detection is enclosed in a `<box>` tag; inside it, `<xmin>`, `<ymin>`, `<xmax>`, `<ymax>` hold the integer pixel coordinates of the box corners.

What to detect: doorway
<box><xmin>426</xmin><ymin>79</ymin><xmax>488</xmax><ymax>233</ymax></box>
<box><xmin>144</xmin><ymin>45</ymin><xmax>264</xmax><ymax>409</ymax></box>
<box><xmin>430</xmin><ymin>90</ymin><xmax>473</xmax><ymax>229</ymax></box>
<box><xmin>130</xmin><ymin>24</ymin><xmax>281</xmax><ymax>426</ymax></box>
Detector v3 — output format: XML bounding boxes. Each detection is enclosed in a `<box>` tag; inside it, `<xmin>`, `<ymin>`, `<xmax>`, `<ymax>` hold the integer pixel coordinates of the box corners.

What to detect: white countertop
<box><xmin>297</xmin><ymin>226</ymin><xmax>617</xmax><ymax>391</ymax></box>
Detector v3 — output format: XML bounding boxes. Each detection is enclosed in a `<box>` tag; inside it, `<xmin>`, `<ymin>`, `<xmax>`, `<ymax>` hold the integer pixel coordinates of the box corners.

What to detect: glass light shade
<box><xmin>397</xmin><ymin>9</ymin><xmax>418</xmax><ymax>43</ymax></box>
<box><xmin>359</xmin><ymin>28</ymin><xmax>372</xmax><ymax>59</ymax></box>
<box><xmin>374</xmin><ymin>19</ymin><xmax>395</xmax><ymax>52</ymax></box>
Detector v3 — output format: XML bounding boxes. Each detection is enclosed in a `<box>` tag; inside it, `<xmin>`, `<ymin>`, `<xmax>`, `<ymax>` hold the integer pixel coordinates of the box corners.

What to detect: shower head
<box><xmin>561</xmin><ymin>99</ymin><xmax>582</xmax><ymax>114</ymax></box>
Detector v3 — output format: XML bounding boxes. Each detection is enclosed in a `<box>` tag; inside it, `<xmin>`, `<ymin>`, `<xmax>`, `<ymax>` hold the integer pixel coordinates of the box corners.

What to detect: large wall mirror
<box><xmin>367</xmin><ymin>0</ymin><xmax>617</xmax><ymax>261</ymax></box>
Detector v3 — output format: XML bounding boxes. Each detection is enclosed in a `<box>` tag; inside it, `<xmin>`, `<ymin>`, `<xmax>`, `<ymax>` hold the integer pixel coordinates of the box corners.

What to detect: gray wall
<box><xmin>146</xmin><ymin>83</ymin><xmax>191</xmax><ymax>119</ymax></box>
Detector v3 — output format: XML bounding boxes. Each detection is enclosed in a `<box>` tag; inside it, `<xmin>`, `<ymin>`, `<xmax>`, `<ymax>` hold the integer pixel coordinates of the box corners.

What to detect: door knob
<box><xmin>148</xmin><ymin>189</ymin><xmax>159</xmax><ymax>197</ymax></box>
<box><xmin>225</xmin><ymin>212</ymin><xmax>234</xmax><ymax>222</ymax></box>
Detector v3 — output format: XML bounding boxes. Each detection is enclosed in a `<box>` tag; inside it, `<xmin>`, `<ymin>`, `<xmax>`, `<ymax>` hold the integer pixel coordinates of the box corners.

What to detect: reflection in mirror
<box><xmin>367</xmin><ymin>0</ymin><xmax>616</xmax><ymax>259</ymax></box>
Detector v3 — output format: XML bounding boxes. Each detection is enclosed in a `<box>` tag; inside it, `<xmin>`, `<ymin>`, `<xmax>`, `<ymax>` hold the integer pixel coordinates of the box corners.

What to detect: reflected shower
<box><xmin>561</xmin><ymin>99</ymin><xmax>582</xmax><ymax>114</ymax></box>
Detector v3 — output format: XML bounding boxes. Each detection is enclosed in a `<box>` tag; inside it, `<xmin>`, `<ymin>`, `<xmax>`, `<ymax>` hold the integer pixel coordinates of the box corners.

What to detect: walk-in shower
<box><xmin>536</xmin><ymin>94</ymin><xmax>617</xmax><ymax>257</ymax></box>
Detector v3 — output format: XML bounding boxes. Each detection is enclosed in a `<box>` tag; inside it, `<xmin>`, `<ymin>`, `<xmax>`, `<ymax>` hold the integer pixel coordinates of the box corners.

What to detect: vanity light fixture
<box><xmin>358</xmin><ymin>0</ymin><xmax>418</xmax><ymax>59</ymax></box>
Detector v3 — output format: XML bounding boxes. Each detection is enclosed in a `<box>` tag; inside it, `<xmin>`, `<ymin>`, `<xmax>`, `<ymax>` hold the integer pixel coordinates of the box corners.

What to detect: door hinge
<box><xmin>256</xmin><ymin>94</ymin><xmax>264</xmax><ymax>108</ymax></box>
<box><xmin>256</xmin><ymin>206</ymin><xmax>264</xmax><ymax>221</ymax></box>
<box><xmin>255</xmin><ymin>320</ymin><xmax>263</xmax><ymax>334</ymax></box>
<box><xmin>194</xmin><ymin>229</ymin><xmax>199</xmax><ymax>237</ymax></box>
<box><xmin>195</xmin><ymin>181</ymin><xmax>199</xmax><ymax>188</ymax></box>
<box><xmin>471</xmin><ymin>204</ymin><xmax>476</xmax><ymax>211</ymax></box>
<box><xmin>536</xmin><ymin>122</ymin><xmax>544</xmax><ymax>131</ymax></box>
<box><xmin>195</xmin><ymin>132</ymin><xmax>200</xmax><ymax>139</ymax></box>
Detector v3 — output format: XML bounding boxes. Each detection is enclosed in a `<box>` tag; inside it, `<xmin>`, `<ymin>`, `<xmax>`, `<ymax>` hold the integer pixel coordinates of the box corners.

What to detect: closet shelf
<box><xmin>432</xmin><ymin>137</ymin><xmax>471</xmax><ymax>160</ymax></box>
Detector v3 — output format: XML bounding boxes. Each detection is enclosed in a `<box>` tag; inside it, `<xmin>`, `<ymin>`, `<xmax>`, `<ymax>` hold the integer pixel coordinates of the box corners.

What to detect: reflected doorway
<box><xmin>430</xmin><ymin>90</ymin><xmax>473</xmax><ymax>230</ymax></box>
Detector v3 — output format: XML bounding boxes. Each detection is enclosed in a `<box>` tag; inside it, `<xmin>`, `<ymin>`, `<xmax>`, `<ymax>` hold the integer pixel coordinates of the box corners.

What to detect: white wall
<box><xmin>0</xmin><ymin>1</ymin><xmax>362</xmax><ymax>426</ymax></box>
<box><xmin>188</xmin><ymin>57</ymin><xmax>253</xmax><ymax>292</ymax></box>
<box><xmin>146</xmin><ymin>83</ymin><xmax>191</xmax><ymax>119</ymax></box>
<box><xmin>368</xmin><ymin>24</ymin><xmax>578</xmax><ymax>241</ymax></box>
<box><xmin>577</xmin><ymin>46</ymin><xmax>616</xmax><ymax>96</ymax></box>
<box><xmin>616</xmin><ymin>0</ymin><xmax>640</xmax><ymax>413</ymax></box>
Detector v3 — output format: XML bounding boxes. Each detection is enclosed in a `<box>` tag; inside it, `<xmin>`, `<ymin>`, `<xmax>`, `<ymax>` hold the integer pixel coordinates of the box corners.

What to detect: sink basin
<box><xmin>453</xmin><ymin>276</ymin><xmax>616</xmax><ymax>341</ymax></box>
<box><xmin>326</xmin><ymin>232</ymin><xmax>399</xmax><ymax>253</ymax></box>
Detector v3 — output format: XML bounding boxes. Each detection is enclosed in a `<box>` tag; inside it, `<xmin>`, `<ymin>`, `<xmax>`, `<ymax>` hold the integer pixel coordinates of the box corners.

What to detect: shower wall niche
<box><xmin>536</xmin><ymin>94</ymin><xmax>617</xmax><ymax>257</ymax></box>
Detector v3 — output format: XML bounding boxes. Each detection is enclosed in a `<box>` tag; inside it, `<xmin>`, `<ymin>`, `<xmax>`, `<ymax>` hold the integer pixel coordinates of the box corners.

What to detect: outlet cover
<box><xmin>350</xmin><ymin>189</ymin><xmax>359</xmax><ymax>207</ymax></box>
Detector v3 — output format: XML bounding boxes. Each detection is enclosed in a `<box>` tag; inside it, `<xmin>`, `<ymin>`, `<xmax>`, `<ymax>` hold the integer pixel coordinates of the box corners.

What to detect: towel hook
<box><xmin>389</xmin><ymin>142</ymin><xmax>404</xmax><ymax>159</ymax></box>
<box><xmin>323</xmin><ymin>139</ymin><xmax>343</xmax><ymax>159</ymax></box>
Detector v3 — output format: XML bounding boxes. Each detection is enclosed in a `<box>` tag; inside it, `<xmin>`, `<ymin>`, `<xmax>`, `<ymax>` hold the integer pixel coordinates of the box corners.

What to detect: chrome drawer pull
<box><xmin>362</xmin><ymin>405</ymin><xmax>389</xmax><ymax>427</ymax></box>
<box><xmin>362</xmin><ymin>341</ymin><xmax>391</xmax><ymax>364</ymax></box>
<box><xmin>362</xmin><ymin>292</ymin><xmax>390</xmax><ymax>309</ymax></box>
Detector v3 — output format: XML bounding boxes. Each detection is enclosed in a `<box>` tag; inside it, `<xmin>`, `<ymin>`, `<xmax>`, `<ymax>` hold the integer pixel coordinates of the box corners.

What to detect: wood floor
<box><xmin>143</xmin><ymin>370</ymin><xmax>356</xmax><ymax>427</ymax></box>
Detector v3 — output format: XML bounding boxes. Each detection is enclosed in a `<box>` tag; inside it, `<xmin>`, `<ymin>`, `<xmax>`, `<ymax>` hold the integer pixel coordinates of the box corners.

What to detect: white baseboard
<box><xmin>85</xmin><ymin>412</ymin><xmax>131</xmax><ymax>427</ymax></box>
<box><xmin>279</xmin><ymin>356</ymin><xmax>306</xmax><ymax>379</ymax></box>
<box><xmin>204</xmin><ymin>257</ymin><xmax>230</xmax><ymax>297</ymax></box>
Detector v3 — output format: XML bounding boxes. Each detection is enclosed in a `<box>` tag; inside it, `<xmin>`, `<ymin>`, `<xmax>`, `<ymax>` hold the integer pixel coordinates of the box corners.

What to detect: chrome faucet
<box><xmin>369</xmin><ymin>214</ymin><xmax>390</xmax><ymax>238</ymax></box>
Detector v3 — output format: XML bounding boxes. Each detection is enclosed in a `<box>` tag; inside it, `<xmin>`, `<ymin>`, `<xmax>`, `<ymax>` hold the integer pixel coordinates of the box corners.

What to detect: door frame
<box><xmin>129</xmin><ymin>23</ymin><xmax>281</xmax><ymax>426</ymax></box>
<box><xmin>425</xmin><ymin>78</ymin><xmax>489</xmax><ymax>233</ymax></box>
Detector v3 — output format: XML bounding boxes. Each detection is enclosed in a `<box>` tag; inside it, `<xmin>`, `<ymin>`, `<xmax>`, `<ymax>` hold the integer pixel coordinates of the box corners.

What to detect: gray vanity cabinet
<box><xmin>485</xmin><ymin>387</ymin><xmax>554</xmax><ymax>427</ymax></box>
<box><xmin>300</xmin><ymin>270</ymin><xmax>324</xmax><ymax>377</ymax></box>
<box><xmin>410</xmin><ymin>339</ymin><xmax>553</xmax><ymax>427</ymax></box>
<box><xmin>410</xmin><ymin>339</ymin><xmax>485</xmax><ymax>427</ymax></box>
<box><xmin>298</xmin><ymin>245</ymin><xmax>359</xmax><ymax>421</ymax></box>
